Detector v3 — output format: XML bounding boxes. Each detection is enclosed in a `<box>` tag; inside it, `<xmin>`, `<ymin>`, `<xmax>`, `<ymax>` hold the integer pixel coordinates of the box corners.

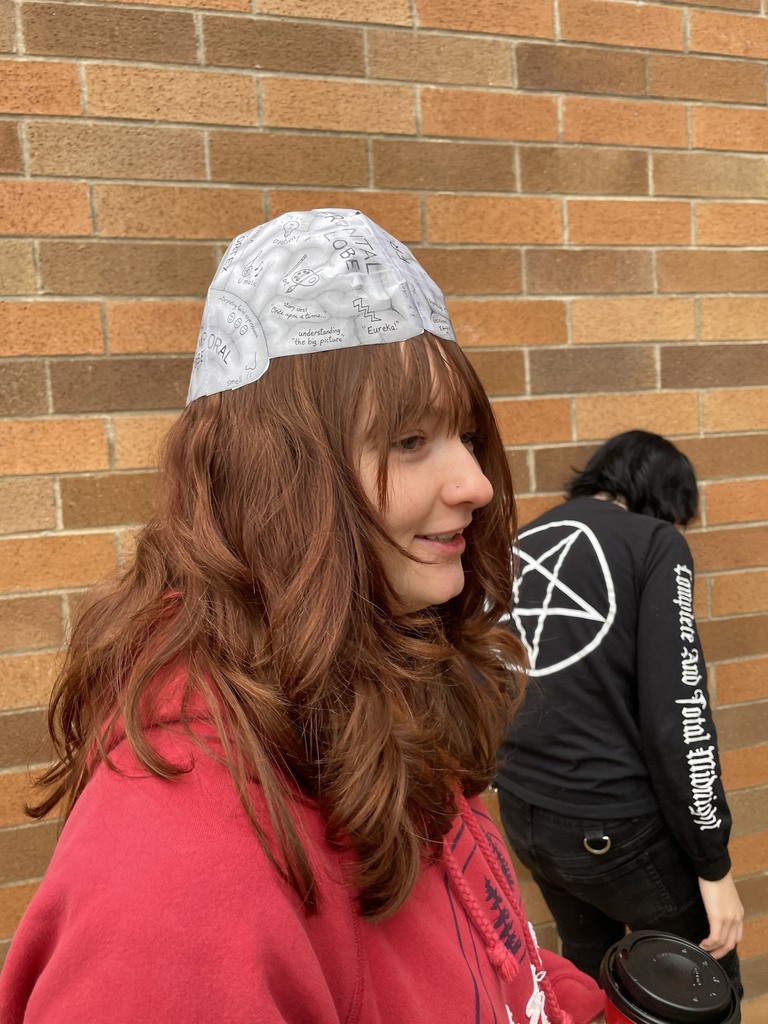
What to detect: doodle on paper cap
<box><xmin>186</xmin><ymin>208</ymin><xmax>456</xmax><ymax>404</ymax></box>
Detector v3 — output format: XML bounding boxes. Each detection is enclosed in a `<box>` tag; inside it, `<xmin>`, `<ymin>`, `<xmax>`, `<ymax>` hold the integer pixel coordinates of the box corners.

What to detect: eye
<box><xmin>394</xmin><ymin>434</ymin><xmax>425</xmax><ymax>452</ymax></box>
<box><xmin>460</xmin><ymin>430</ymin><xmax>480</xmax><ymax>451</ymax></box>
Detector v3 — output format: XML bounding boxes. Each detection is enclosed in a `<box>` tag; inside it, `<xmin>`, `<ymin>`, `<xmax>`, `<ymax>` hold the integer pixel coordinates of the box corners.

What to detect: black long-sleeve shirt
<box><xmin>497</xmin><ymin>496</ymin><xmax>732</xmax><ymax>881</ymax></box>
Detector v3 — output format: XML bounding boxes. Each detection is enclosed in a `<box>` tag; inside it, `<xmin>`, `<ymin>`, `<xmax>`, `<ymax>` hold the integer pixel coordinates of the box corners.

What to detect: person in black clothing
<box><xmin>496</xmin><ymin>430</ymin><xmax>743</xmax><ymax>993</ymax></box>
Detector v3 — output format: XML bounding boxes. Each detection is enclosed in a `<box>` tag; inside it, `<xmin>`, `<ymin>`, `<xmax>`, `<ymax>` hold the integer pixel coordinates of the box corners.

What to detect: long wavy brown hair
<box><xmin>30</xmin><ymin>333</ymin><xmax>525</xmax><ymax>919</ymax></box>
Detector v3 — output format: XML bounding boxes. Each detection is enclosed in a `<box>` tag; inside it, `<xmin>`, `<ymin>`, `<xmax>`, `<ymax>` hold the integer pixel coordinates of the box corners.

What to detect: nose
<box><xmin>444</xmin><ymin>440</ymin><xmax>494</xmax><ymax>510</ymax></box>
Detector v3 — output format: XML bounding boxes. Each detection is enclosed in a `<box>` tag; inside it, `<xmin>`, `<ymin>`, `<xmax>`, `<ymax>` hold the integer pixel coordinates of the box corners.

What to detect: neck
<box><xmin>593</xmin><ymin>491</ymin><xmax>628</xmax><ymax>510</ymax></box>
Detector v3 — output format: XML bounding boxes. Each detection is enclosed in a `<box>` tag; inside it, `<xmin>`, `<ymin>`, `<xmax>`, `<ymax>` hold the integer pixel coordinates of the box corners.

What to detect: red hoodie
<box><xmin>0</xmin><ymin>696</ymin><xmax>604</xmax><ymax>1024</ymax></box>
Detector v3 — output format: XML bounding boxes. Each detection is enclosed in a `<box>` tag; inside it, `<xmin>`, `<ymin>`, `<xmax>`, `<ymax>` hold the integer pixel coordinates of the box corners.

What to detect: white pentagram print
<box><xmin>504</xmin><ymin>519</ymin><xmax>616</xmax><ymax>677</ymax></box>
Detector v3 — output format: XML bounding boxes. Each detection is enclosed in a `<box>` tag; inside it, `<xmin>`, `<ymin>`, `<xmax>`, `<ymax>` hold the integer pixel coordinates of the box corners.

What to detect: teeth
<box><xmin>425</xmin><ymin>532</ymin><xmax>457</xmax><ymax>541</ymax></box>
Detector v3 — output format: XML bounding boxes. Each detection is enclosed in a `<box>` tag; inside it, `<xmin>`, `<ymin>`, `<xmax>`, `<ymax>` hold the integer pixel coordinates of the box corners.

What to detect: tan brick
<box><xmin>204</xmin><ymin>15</ymin><xmax>363</xmax><ymax>75</ymax></box>
<box><xmin>0</xmin><ymin>708</ymin><xmax>52</xmax><ymax>769</ymax></box>
<box><xmin>717</xmin><ymin>657</ymin><xmax>768</xmax><ymax>705</ymax></box>
<box><xmin>730</xmin><ymin>788</ymin><xmax>768</xmax><ymax>839</ymax></box>
<box><xmin>267</xmin><ymin>192</ymin><xmax>421</xmax><ymax>241</ymax></box>
<box><xmin>262</xmin><ymin>77</ymin><xmax>415</xmax><ymax>134</ymax></box>
<box><xmin>692</xmin><ymin>529</ymin><xmax>768</xmax><ymax>575</ymax></box>
<box><xmin>706</xmin><ymin>479</ymin><xmax>768</xmax><ymax>527</ymax></box>
<box><xmin>564</xmin><ymin>97</ymin><xmax>687</xmax><ymax>148</ymax></box>
<box><xmin>0</xmin><ymin>59</ymin><xmax>81</xmax><ymax>115</ymax></box>
<box><xmin>532</xmin><ymin>443</ymin><xmax>599</xmax><ymax>492</ymax></box>
<box><xmin>658</xmin><ymin>251</ymin><xmax>768</xmax><ymax>294</ymax></box>
<box><xmin>0</xmin><ymin>651</ymin><xmax>59</xmax><ymax>710</ymax></box>
<box><xmin>571</xmin><ymin>297</ymin><xmax>694</xmax><ymax>344</ymax></box>
<box><xmin>662</xmin><ymin>343</ymin><xmax>768</xmax><ymax>389</ymax></box>
<box><xmin>575</xmin><ymin>392</ymin><xmax>700</xmax><ymax>440</ymax></box>
<box><xmin>517</xmin><ymin>43</ymin><xmax>645</xmax><ymax>96</ymax></box>
<box><xmin>465</xmin><ymin>350</ymin><xmax>525</xmax><ymax>398</ymax></box>
<box><xmin>38</xmin><ymin>241</ymin><xmax>217</xmax><ymax>297</ymax></box>
<box><xmin>106</xmin><ymin>300</ymin><xmax>202</xmax><ymax>355</ymax></box>
<box><xmin>0</xmin><ymin>597</ymin><xmax>63</xmax><ymax>655</ymax></box>
<box><xmin>94</xmin><ymin>184</ymin><xmax>263</xmax><ymax>240</ymax></box>
<box><xmin>257</xmin><ymin>0</ymin><xmax>411</xmax><ymax>24</ymax></box>
<box><xmin>451</xmin><ymin>299</ymin><xmax>566</xmax><ymax>347</ymax></box>
<box><xmin>701</xmin><ymin>297</ymin><xmax>768</xmax><ymax>340</ymax></box>
<box><xmin>678</xmin><ymin>435</ymin><xmax>768</xmax><ymax>481</ymax></box>
<box><xmin>0</xmin><ymin>419</ymin><xmax>109</xmax><ymax>475</ymax></box>
<box><xmin>112</xmin><ymin>413</ymin><xmax>178</xmax><ymax>469</ymax></box>
<box><xmin>425</xmin><ymin>196</ymin><xmax>562</xmax><ymax>245</ymax></box>
<box><xmin>107</xmin><ymin>0</ymin><xmax>249</xmax><ymax>9</ymax></box>
<box><xmin>0</xmin><ymin>123</ymin><xmax>22</xmax><ymax>174</ymax></box>
<box><xmin>526</xmin><ymin>249</ymin><xmax>653</xmax><ymax>295</ymax></box>
<box><xmin>373</xmin><ymin>140</ymin><xmax>516</xmax><ymax>192</ymax></box>
<box><xmin>28</xmin><ymin>121</ymin><xmax>206</xmax><ymax>180</ymax></box>
<box><xmin>516</xmin><ymin>495</ymin><xmax>562</xmax><ymax>523</ymax></box>
<box><xmin>693</xmin><ymin>107</ymin><xmax>768</xmax><ymax>154</ymax></box>
<box><xmin>0</xmin><ymin>180</ymin><xmax>91</xmax><ymax>237</ymax></box>
<box><xmin>690</xmin><ymin>10</ymin><xmax>768</xmax><ymax>59</ymax></box>
<box><xmin>0</xmin><ymin>242</ymin><xmax>36</xmax><ymax>295</ymax></box>
<box><xmin>0</xmin><ymin>478</ymin><xmax>56</xmax><ymax>534</ymax></box>
<box><xmin>703</xmin><ymin>389</ymin><xmax>768</xmax><ymax>432</ymax></box>
<box><xmin>560</xmin><ymin>0</ymin><xmax>684</xmax><ymax>51</ymax></box>
<box><xmin>520</xmin><ymin>147</ymin><xmax>649</xmax><ymax>195</ymax></box>
<box><xmin>721</xmin><ymin>746</ymin><xmax>768</xmax><ymax>792</ymax></box>
<box><xmin>412</xmin><ymin>248</ymin><xmax>521</xmax><ymax>296</ymax></box>
<box><xmin>86</xmin><ymin>65</ymin><xmax>258</xmax><ymax>126</ymax></box>
<box><xmin>421</xmin><ymin>88</ymin><xmax>558</xmax><ymax>141</ymax></box>
<box><xmin>493</xmin><ymin>398</ymin><xmax>572</xmax><ymax>445</ymax></box>
<box><xmin>0</xmin><ymin>770</ymin><xmax>39</xmax><ymax>828</ymax></box>
<box><xmin>742</xmin><ymin>915</ymin><xmax>768</xmax><ymax>962</ymax></box>
<box><xmin>0</xmin><ymin>0</ymin><xmax>13</xmax><ymax>52</ymax></box>
<box><xmin>210</xmin><ymin>131</ymin><xmax>367</xmax><ymax>188</ymax></box>
<box><xmin>415</xmin><ymin>0</ymin><xmax>553</xmax><ymax>37</ymax></box>
<box><xmin>0</xmin><ymin>362</ymin><xmax>47</xmax><ymax>417</ymax></box>
<box><xmin>507</xmin><ymin>450</ymin><xmax>531</xmax><ymax>494</ymax></box>
<box><xmin>568</xmin><ymin>200</ymin><xmax>690</xmax><ymax>246</ymax></box>
<box><xmin>50</xmin><ymin>356</ymin><xmax>188</xmax><ymax>414</ymax></box>
<box><xmin>60</xmin><ymin>472</ymin><xmax>157</xmax><ymax>529</ymax></box>
<box><xmin>22</xmin><ymin>3</ymin><xmax>198</xmax><ymax>62</ymax></box>
<box><xmin>0</xmin><ymin>880</ymin><xmax>39</xmax><ymax>936</ymax></box>
<box><xmin>650</xmin><ymin>54</ymin><xmax>765</xmax><ymax>105</ymax></box>
<box><xmin>530</xmin><ymin>346</ymin><xmax>655</xmax><ymax>395</ymax></box>
<box><xmin>0</xmin><ymin>302</ymin><xmax>103</xmax><ymax>358</ymax></box>
<box><xmin>730</xmin><ymin>831</ymin><xmax>768</xmax><ymax>877</ymax></box>
<box><xmin>448</xmin><ymin>299</ymin><xmax>566</xmax><ymax>348</ymax></box>
<box><xmin>712</xmin><ymin>570</ymin><xmax>768</xmax><ymax>617</ymax></box>
<box><xmin>0</xmin><ymin>821</ymin><xmax>58</xmax><ymax>886</ymax></box>
<box><xmin>368</xmin><ymin>29</ymin><xmax>512</xmax><ymax>86</ymax></box>
<box><xmin>0</xmin><ymin>534</ymin><xmax>117</xmax><ymax>593</ymax></box>
<box><xmin>653</xmin><ymin>153</ymin><xmax>768</xmax><ymax>199</ymax></box>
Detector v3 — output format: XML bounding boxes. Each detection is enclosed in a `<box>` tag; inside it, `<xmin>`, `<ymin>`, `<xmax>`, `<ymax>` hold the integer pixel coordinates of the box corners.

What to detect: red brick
<box><xmin>516</xmin><ymin>495</ymin><xmax>562</xmax><ymax>522</ymax></box>
<box><xmin>701</xmin><ymin>297</ymin><xmax>768</xmax><ymax>340</ymax></box>
<box><xmin>690</xmin><ymin>10</ymin><xmax>768</xmax><ymax>60</ymax></box>
<box><xmin>106</xmin><ymin>300</ymin><xmax>202</xmax><ymax>355</ymax></box>
<box><xmin>571</xmin><ymin>297</ymin><xmax>694</xmax><ymax>344</ymax></box>
<box><xmin>448</xmin><ymin>299</ymin><xmax>566</xmax><ymax>348</ymax></box>
<box><xmin>691</xmin><ymin>529</ymin><xmax>768</xmax><ymax>574</ymax></box>
<box><xmin>526</xmin><ymin>250</ymin><xmax>653</xmax><ymax>295</ymax></box>
<box><xmin>107</xmin><ymin>0</ymin><xmax>249</xmax><ymax>8</ymax></box>
<box><xmin>678</xmin><ymin>435</ymin><xmax>768</xmax><ymax>482</ymax></box>
<box><xmin>712</xmin><ymin>570</ymin><xmax>768</xmax><ymax>617</ymax></box>
<box><xmin>693</xmin><ymin>107</ymin><xmax>768</xmax><ymax>153</ymax></box>
<box><xmin>0</xmin><ymin>881</ymin><xmax>39</xmax><ymax>936</ymax></box>
<box><xmin>112</xmin><ymin>414</ymin><xmax>179</xmax><ymax>470</ymax></box>
<box><xmin>559</xmin><ymin>0</ymin><xmax>684</xmax><ymax>51</ymax></box>
<box><xmin>0</xmin><ymin>771</ymin><xmax>38</xmax><ymax>829</ymax></box>
<box><xmin>661</xmin><ymin>343</ymin><xmax>768</xmax><ymax>389</ymax></box>
<box><xmin>564</xmin><ymin>97</ymin><xmax>688</xmax><ymax>148</ymax></box>
<box><xmin>266</xmin><ymin>192</ymin><xmax>421</xmax><ymax>242</ymax></box>
<box><xmin>86</xmin><ymin>65</ymin><xmax>258</xmax><ymax>125</ymax></box>
<box><xmin>412</xmin><ymin>248</ymin><xmax>522</xmax><ymax>296</ymax></box>
<box><xmin>22</xmin><ymin>3</ymin><xmax>198</xmax><ymax>63</ymax></box>
<box><xmin>421</xmin><ymin>88</ymin><xmax>558</xmax><ymax>141</ymax></box>
<box><xmin>721</xmin><ymin>747</ymin><xmax>768</xmax><ymax>791</ymax></box>
<box><xmin>28</xmin><ymin>122</ymin><xmax>206</xmax><ymax>180</ymax></box>
<box><xmin>450</xmin><ymin>299</ymin><xmax>566</xmax><ymax>347</ymax></box>
<box><xmin>416</xmin><ymin>0</ymin><xmax>553</xmax><ymax>37</ymax></box>
<box><xmin>650</xmin><ymin>53</ymin><xmax>765</xmax><ymax>105</ymax></box>
<box><xmin>530</xmin><ymin>346</ymin><xmax>655</xmax><ymax>395</ymax></box>
<box><xmin>654</xmin><ymin>153</ymin><xmax>768</xmax><ymax>199</ymax></box>
<box><xmin>210</xmin><ymin>132</ymin><xmax>367</xmax><ymax>188</ymax></box>
<box><xmin>717</xmin><ymin>657</ymin><xmax>768</xmax><ymax>705</ymax></box>
<box><xmin>0</xmin><ymin>123</ymin><xmax>22</xmax><ymax>173</ymax></box>
<box><xmin>60</xmin><ymin>472</ymin><xmax>157</xmax><ymax>529</ymax></box>
<box><xmin>95</xmin><ymin>185</ymin><xmax>263</xmax><ymax>240</ymax></box>
<box><xmin>575</xmin><ymin>392</ymin><xmax>700</xmax><ymax>440</ymax></box>
<box><xmin>706</xmin><ymin>480</ymin><xmax>768</xmax><ymax>527</ymax></box>
<box><xmin>0</xmin><ymin>708</ymin><xmax>52</xmax><ymax>769</ymax></box>
<box><xmin>568</xmin><ymin>200</ymin><xmax>690</xmax><ymax>246</ymax></box>
<box><xmin>0</xmin><ymin>181</ymin><xmax>91</xmax><ymax>236</ymax></box>
<box><xmin>425</xmin><ymin>195</ymin><xmax>562</xmax><ymax>245</ymax></box>
<box><xmin>465</xmin><ymin>350</ymin><xmax>525</xmax><ymax>398</ymax></box>
<box><xmin>0</xmin><ymin>302</ymin><xmax>103</xmax><ymax>357</ymax></box>
<box><xmin>0</xmin><ymin>59</ymin><xmax>81</xmax><ymax>114</ymax></box>
<box><xmin>0</xmin><ymin>534</ymin><xmax>117</xmax><ymax>593</ymax></box>
<box><xmin>373</xmin><ymin>140</ymin><xmax>516</xmax><ymax>192</ymax></box>
<box><xmin>50</xmin><ymin>356</ymin><xmax>188</xmax><ymax>414</ymax></box>
<box><xmin>658</xmin><ymin>252</ymin><xmax>768</xmax><ymax>294</ymax></box>
<box><xmin>492</xmin><ymin>398</ymin><xmax>572</xmax><ymax>445</ymax></box>
<box><xmin>368</xmin><ymin>29</ymin><xmax>512</xmax><ymax>86</ymax></box>
<box><xmin>730</xmin><ymin>831</ymin><xmax>768</xmax><ymax>877</ymax></box>
<box><xmin>262</xmin><ymin>77</ymin><xmax>415</xmax><ymax>134</ymax></box>
<box><xmin>517</xmin><ymin>43</ymin><xmax>646</xmax><ymax>96</ymax></box>
<box><xmin>0</xmin><ymin>419</ymin><xmax>109</xmax><ymax>475</ymax></box>
<box><xmin>257</xmin><ymin>0</ymin><xmax>411</xmax><ymax>24</ymax></box>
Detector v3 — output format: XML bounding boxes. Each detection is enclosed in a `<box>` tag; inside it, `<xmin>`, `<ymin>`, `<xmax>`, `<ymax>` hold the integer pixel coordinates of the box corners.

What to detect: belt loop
<box><xmin>583</xmin><ymin>829</ymin><xmax>612</xmax><ymax>855</ymax></box>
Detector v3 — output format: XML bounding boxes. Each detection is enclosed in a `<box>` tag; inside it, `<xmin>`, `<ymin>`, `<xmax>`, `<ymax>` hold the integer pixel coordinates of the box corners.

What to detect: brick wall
<box><xmin>1</xmin><ymin>0</ymin><xmax>766</xmax><ymax>1007</ymax></box>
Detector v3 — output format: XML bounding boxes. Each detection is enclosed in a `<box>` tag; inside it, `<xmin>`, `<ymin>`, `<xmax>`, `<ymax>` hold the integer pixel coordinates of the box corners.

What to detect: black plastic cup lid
<box><xmin>601</xmin><ymin>931</ymin><xmax>739</xmax><ymax>1024</ymax></box>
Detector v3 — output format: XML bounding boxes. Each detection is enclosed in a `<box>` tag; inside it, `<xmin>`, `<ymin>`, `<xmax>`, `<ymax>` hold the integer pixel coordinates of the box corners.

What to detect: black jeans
<box><xmin>498</xmin><ymin>789</ymin><xmax>742</xmax><ymax>997</ymax></box>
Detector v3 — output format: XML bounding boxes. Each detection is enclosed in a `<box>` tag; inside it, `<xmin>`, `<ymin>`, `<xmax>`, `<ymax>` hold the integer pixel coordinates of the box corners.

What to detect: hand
<box><xmin>698</xmin><ymin>872</ymin><xmax>744</xmax><ymax>959</ymax></box>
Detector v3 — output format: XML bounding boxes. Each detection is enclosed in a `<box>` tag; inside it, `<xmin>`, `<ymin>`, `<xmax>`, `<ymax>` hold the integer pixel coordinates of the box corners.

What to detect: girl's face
<box><xmin>357</xmin><ymin>410</ymin><xmax>494</xmax><ymax>614</ymax></box>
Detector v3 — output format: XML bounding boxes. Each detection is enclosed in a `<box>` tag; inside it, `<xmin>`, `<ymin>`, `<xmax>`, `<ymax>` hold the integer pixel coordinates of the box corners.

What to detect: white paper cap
<box><xmin>186</xmin><ymin>208</ymin><xmax>456</xmax><ymax>404</ymax></box>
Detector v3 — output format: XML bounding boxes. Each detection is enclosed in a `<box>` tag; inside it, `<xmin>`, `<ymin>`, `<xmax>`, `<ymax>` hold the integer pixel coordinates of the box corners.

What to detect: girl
<box><xmin>0</xmin><ymin>210</ymin><xmax>604</xmax><ymax>1024</ymax></box>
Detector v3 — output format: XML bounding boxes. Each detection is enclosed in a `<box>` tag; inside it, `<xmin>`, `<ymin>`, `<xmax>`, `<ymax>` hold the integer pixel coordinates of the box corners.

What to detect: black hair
<box><xmin>566</xmin><ymin>430</ymin><xmax>698</xmax><ymax>525</ymax></box>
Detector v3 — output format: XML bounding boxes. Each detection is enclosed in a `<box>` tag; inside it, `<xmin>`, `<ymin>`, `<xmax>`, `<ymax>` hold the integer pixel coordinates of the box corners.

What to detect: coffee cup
<box><xmin>599</xmin><ymin>931</ymin><xmax>740</xmax><ymax>1024</ymax></box>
